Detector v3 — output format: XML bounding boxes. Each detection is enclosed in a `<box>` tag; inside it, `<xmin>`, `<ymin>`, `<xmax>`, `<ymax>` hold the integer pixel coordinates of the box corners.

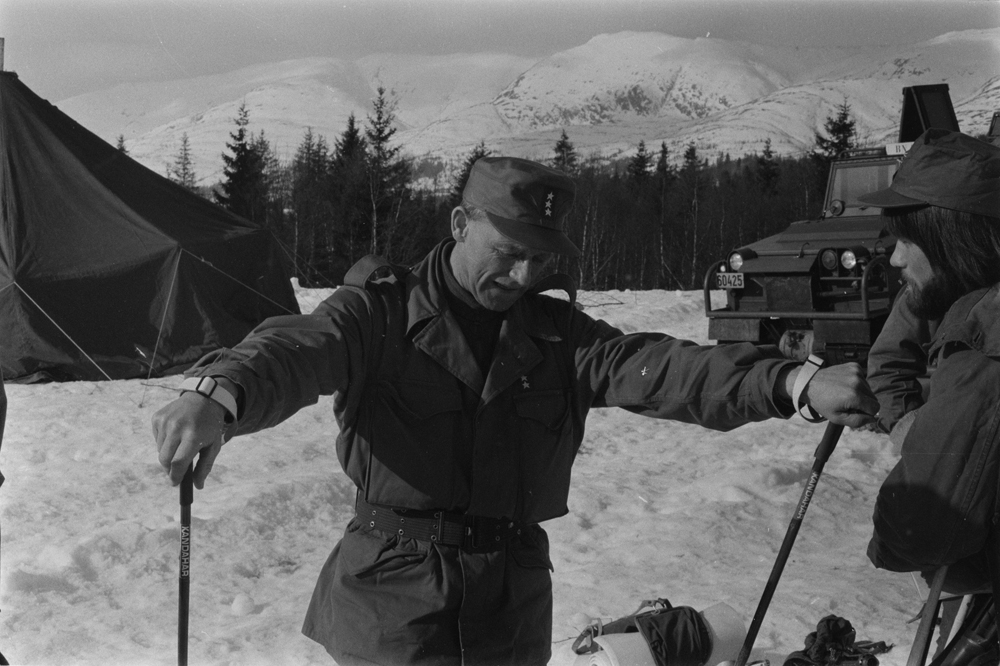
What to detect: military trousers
<box><xmin>303</xmin><ymin>516</ymin><xmax>554</xmax><ymax>665</ymax></box>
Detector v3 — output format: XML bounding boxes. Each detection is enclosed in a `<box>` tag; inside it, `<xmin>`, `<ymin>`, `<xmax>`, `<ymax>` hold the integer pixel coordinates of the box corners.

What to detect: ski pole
<box><xmin>906</xmin><ymin>565</ymin><xmax>948</xmax><ymax>666</ymax></box>
<box><xmin>179</xmin><ymin>464</ymin><xmax>194</xmax><ymax>666</ymax></box>
<box><xmin>735</xmin><ymin>422</ymin><xmax>844</xmax><ymax>666</ymax></box>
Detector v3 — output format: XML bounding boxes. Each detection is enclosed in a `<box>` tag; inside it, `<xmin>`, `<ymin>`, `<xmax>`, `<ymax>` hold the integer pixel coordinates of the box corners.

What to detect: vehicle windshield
<box><xmin>826</xmin><ymin>160</ymin><xmax>899</xmax><ymax>217</ymax></box>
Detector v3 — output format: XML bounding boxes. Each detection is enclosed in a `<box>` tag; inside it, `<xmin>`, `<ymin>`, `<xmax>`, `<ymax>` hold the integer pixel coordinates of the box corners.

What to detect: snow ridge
<box><xmin>54</xmin><ymin>28</ymin><xmax>1000</xmax><ymax>185</ymax></box>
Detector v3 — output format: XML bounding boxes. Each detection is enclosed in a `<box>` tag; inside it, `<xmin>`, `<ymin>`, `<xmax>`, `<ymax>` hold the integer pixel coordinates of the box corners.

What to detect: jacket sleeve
<box><xmin>866</xmin><ymin>290</ymin><xmax>937</xmax><ymax>434</ymax></box>
<box><xmin>569</xmin><ymin>309</ymin><xmax>797</xmax><ymax>430</ymax></box>
<box><xmin>185</xmin><ymin>286</ymin><xmax>376</xmax><ymax>436</ymax></box>
<box><xmin>868</xmin><ymin>346</ymin><xmax>1000</xmax><ymax>573</ymax></box>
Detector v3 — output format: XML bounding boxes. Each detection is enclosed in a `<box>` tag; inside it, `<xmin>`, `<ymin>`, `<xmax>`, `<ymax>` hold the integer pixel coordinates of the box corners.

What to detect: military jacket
<box><xmin>192</xmin><ymin>241</ymin><xmax>796</xmax><ymax>524</ymax></box>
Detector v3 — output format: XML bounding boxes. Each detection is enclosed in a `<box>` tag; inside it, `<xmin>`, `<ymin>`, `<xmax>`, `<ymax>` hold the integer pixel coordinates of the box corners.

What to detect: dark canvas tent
<box><xmin>0</xmin><ymin>71</ymin><xmax>300</xmax><ymax>382</ymax></box>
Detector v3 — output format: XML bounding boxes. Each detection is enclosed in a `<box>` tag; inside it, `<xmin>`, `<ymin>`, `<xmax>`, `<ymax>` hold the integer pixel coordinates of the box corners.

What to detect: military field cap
<box><xmin>463</xmin><ymin>156</ymin><xmax>580</xmax><ymax>257</ymax></box>
<box><xmin>858</xmin><ymin>128</ymin><xmax>1000</xmax><ymax>219</ymax></box>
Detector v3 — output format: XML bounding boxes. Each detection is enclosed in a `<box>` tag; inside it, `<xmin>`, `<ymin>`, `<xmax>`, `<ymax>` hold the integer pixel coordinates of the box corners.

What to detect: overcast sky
<box><xmin>2</xmin><ymin>0</ymin><xmax>998</xmax><ymax>101</ymax></box>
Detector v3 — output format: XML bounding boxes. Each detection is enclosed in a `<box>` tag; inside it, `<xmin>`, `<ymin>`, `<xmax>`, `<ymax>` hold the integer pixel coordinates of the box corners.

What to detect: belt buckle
<box><xmin>463</xmin><ymin>516</ymin><xmax>511</xmax><ymax>550</ymax></box>
<box><xmin>463</xmin><ymin>515</ymin><xmax>481</xmax><ymax>550</ymax></box>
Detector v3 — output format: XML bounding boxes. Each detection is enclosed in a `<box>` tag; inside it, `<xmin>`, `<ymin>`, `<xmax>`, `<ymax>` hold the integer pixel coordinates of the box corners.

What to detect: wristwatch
<box><xmin>179</xmin><ymin>376</ymin><xmax>238</xmax><ymax>424</ymax></box>
<box><xmin>791</xmin><ymin>354</ymin><xmax>826</xmax><ymax>423</ymax></box>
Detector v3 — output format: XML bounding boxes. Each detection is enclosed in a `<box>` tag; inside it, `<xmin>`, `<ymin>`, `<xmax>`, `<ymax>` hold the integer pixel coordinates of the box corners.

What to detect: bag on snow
<box><xmin>572</xmin><ymin>598</ymin><xmax>746</xmax><ymax>666</ymax></box>
<box><xmin>782</xmin><ymin>615</ymin><xmax>892</xmax><ymax>666</ymax></box>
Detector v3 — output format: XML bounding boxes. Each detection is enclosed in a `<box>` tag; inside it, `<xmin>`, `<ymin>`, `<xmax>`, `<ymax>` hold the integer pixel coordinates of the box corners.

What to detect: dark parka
<box><xmin>869</xmin><ymin>285</ymin><xmax>1000</xmax><ymax>594</ymax></box>
<box><xmin>866</xmin><ymin>286</ymin><xmax>939</xmax><ymax>435</ymax></box>
<box><xmin>189</xmin><ymin>240</ymin><xmax>798</xmax><ymax>665</ymax></box>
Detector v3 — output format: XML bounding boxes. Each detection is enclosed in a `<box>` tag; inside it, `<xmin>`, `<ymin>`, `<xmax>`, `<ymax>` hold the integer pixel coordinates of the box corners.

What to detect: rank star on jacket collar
<box><xmin>544</xmin><ymin>191</ymin><xmax>555</xmax><ymax>218</ymax></box>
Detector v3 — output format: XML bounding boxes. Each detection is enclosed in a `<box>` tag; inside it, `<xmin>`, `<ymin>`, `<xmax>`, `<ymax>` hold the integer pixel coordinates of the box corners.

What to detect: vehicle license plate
<box><xmin>716</xmin><ymin>272</ymin><xmax>744</xmax><ymax>289</ymax></box>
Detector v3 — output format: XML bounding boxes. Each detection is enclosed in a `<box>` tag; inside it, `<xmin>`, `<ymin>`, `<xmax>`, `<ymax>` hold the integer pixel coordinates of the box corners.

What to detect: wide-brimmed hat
<box><xmin>578</xmin><ymin>603</ymin><xmax>746</xmax><ymax>666</ymax></box>
<box><xmin>462</xmin><ymin>156</ymin><xmax>580</xmax><ymax>257</ymax></box>
<box><xmin>857</xmin><ymin>128</ymin><xmax>1000</xmax><ymax>219</ymax></box>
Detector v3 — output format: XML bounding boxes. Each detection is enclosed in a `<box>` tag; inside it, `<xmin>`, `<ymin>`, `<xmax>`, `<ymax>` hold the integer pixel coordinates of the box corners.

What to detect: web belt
<box><xmin>356</xmin><ymin>495</ymin><xmax>524</xmax><ymax>552</ymax></box>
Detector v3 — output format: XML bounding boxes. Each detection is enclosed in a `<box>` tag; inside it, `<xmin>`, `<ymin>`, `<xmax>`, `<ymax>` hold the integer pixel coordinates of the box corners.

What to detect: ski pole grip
<box><xmin>180</xmin><ymin>464</ymin><xmax>194</xmax><ymax>506</ymax></box>
<box><xmin>814</xmin><ymin>422</ymin><xmax>843</xmax><ymax>462</ymax></box>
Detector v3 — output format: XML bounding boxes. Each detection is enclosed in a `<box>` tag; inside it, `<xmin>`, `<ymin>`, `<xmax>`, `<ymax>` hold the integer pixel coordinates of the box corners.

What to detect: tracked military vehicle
<box><xmin>704</xmin><ymin>84</ymin><xmax>961</xmax><ymax>364</ymax></box>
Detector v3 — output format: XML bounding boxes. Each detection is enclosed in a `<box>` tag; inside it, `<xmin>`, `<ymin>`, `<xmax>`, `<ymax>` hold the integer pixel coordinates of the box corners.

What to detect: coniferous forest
<box><xmin>163</xmin><ymin>88</ymin><xmax>855</xmax><ymax>291</ymax></box>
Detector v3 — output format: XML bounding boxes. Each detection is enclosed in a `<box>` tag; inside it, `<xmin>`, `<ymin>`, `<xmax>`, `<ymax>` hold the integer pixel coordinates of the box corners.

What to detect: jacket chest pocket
<box><xmin>514</xmin><ymin>389</ymin><xmax>571</xmax><ymax>431</ymax></box>
<box><xmin>364</xmin><ymin>379</ymin><xmax>465</xmax><ymax>509</ymax></box>
<box><xmin>510</xmin><ymin>389</ymin><xmax>577</xmax><ymax>520</ymax></box>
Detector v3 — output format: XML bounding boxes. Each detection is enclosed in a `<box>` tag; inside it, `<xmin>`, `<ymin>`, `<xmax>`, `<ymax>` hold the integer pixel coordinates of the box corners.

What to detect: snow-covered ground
<box><xmin>0</xmin><ymin>287</ymin><xmax>924</xmax><ymax>665</ymax></box>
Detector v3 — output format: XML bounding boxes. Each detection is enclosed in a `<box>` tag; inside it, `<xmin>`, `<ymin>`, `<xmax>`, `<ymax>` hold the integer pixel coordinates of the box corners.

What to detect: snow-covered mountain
<box><xmin>52</xmin><ymin>28</ymin><xmax>1000</xmax><ymax>186</ymax></box>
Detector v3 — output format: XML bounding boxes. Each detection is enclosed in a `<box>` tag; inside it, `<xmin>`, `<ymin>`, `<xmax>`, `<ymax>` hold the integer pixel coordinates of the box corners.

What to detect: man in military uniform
<box><xmin>154</xmin><ymin>157</ymin><xmax>876</xmax><ymax>665</ymax></box>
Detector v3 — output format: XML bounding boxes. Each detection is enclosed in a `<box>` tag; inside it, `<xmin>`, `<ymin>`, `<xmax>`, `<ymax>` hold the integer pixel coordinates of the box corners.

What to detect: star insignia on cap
<box><xmin>544</xmin><ymin>191</ymin><xmax>555</xmax><ymax>218</ymax></box>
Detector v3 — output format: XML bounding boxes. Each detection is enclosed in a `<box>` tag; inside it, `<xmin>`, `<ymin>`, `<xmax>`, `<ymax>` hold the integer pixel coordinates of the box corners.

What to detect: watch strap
<box><xmin>791</xmin><ymin>354</ymin><xmax>826</xmax><ymax>423</ymax></box>
<box><xmin>179</xmin><ymin>376</ymin><xmax>238</xmax><ymax>423</ymax></box>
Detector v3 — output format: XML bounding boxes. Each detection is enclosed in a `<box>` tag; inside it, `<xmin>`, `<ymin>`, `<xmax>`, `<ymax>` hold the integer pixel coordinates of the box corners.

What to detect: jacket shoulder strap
<box><xmin>344</xmin><ymin>254</ymin><xmax>409</xmax><ymax>289</ymax></box>
<box><xmin>529</xmin><ymin>272</ymin><xmax>578</xmax><ymax>333</ymax></box>
<box><xmin>342</xmin><ymin>255</ymin><xmax>409</xmax><ymax>386</ymax></box>
<box><xmin>529</xmin><ymin>272</ymin><xmax>577</xmax><ymax>311</ymax></box>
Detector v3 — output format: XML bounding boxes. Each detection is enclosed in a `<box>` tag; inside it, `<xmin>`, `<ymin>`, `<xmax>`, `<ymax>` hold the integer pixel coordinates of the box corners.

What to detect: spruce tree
<box><xmin>330</xmin><ymin>113</ymin><xmax>370</xmax><ymax>272</ymax></box>
<box><xmin>627</xmin><ymin>140</ymin><xmax>653</xmax><ymax>184</ymax></box>
<box><xmin>363</xmin><ymin>86</ymin><xmax>410</xmax><ymax>257</ymax></box>
<box><xmin>169</xmin><ymin>133</ymin><xmax>198</xmax><ymax>192</ymax></box>
<box><xmin>677</xmin><ymin>142</ymin><xmax>709</xmax><ymax>286</ymax></box>
<box><xmin>755</xmin><ymin>138</ymin><xmax>780</xmax><ymax>194</ymax></box>
<box><xmin>811</xmin><ymin>98</ymin><xmax>857</xmax><ymax>204</ymax></box>
<box><xmin>815</xmin><ymin>99</ymin><xmax>857</xmax><ymax>160</ymax></box>
<box><xmin>652</xmin><ymin>142</ymin><xmax>679</xmax><ymax>286</ymax></box>
<box><xmin>214</xmin><ymin>103</ymin><xmax>269</xmax><ymax>224</ymax></box>
<box><xmin>288</xmin><ymin>128</ymin><xmax>333</xmax><ymax>284</ymax></box>
<box><xmin>654</xmin><ymin>142</ymin><xmax>677</xmax><ymax>189</ymax></box>
<box><xmin>335</xmin><ymin>113</ymin><xmax>365</xmax><ymax>165</ymax></box>
<box><xmin>448</xmin><ymin>141</ymin><xmax>491</xmax><ymax>209</ymax></box>
<box><xmin>254</xmin><ymin>130</ymin><xmax>286</xmax><ymax>231</ymax></box>
<box><xmin>552</xmin><ymin>129</ymin><xmax>578</xmax><ymax>174</ymax></box>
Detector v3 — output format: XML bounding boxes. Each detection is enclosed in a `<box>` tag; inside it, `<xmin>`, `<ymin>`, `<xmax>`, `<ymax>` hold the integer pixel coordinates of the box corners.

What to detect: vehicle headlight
<box><xmin>840</xmin><ymin>250</ymin><xmax>857</xmax><ymax>270</ymax></box>
<box><xmin>820</xmin><ymin>249</ymin><xmax>839</xmax><ymax>271</ymax></box>
<box><xmin>728</xmin><ymin>252</ymin><xmax>744</xmax><ymax>271</ymax></box>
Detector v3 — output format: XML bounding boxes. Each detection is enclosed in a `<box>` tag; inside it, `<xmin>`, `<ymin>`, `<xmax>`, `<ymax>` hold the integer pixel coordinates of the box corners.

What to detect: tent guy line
<box><xmin>181</xmin><ymin>248</ymin><xmax>301</xmax><ymax>317</ymax></box>
<box><xmin>3</xmin><ymin>245</ymin><xmax>300</xmax><ymax>402</ymax></box>
<box><xmin>140</xmin><ymin>252</ymin><xmax>182</xmax><ymax>408</ymax></box>
<box><xmin>11</xmin><ymin>284</ymin><xmax>121</xmax><ymax>386</ymax></box>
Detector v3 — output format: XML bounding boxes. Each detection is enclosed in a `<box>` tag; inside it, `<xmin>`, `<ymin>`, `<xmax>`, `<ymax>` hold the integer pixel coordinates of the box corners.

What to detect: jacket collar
<box><xmin>401</xmin><ymin>239</ymin><xmax>449</xmax><ymax>337</ymax></box>
<box><xmin>929</xmin><ymin>284</ymin><xmax>1000</xmax><ymax>359</ymax></box>
<box><xmin>402</xmin><ymin>239</ymin><xmax>571</xmax><ymax>399</ymax></box>
<box><xmin>402</xmin><ymin>239</ymin><xmax>568</xmax><ymax>343</ymax></box>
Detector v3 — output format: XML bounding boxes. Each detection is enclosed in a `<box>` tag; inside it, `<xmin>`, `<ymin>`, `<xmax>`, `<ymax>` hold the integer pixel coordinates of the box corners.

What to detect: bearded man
<box><xmin>860</xmin><ymin>129</ymin><xmax>1000</xmax><ymax>606</ymax></box>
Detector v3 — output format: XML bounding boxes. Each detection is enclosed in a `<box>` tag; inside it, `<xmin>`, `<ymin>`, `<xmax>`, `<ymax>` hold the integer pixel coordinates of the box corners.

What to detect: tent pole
<box><xmin>140</xmin><ymin>250</ymin><xmax>183</xmax><ymax>407</ymax></box>
<box><xmin>1</xmin><ymin>38</ymin><xmax>5</xmax><ymax>71</ymax></box>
